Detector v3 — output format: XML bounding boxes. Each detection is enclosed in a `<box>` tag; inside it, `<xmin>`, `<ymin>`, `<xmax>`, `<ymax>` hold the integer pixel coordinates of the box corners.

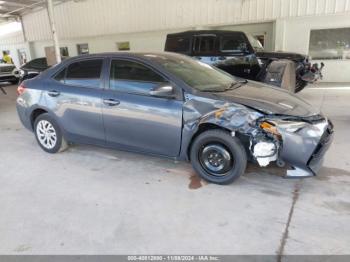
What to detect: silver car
<box><xmin>0</xmin><ymin>63</ymin><xmax>18</xmax><ymax>84</ymax></box>
<box><xmin>16</xmin><ymin>52</ymin><xmax>334</xmax><ymax>184</ymax></box>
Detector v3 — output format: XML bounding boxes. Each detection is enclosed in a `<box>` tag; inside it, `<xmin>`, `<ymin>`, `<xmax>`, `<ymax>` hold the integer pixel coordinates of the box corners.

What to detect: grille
<box><xmin>0</xmin><ymin>66</ymin><xmax>15</xmax><ymax>73</ymax></box>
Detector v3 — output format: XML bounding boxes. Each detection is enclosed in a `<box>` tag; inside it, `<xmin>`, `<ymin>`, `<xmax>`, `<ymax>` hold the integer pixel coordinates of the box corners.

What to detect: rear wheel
<box><xmin>34</xmin><ymin>113</ymin><xmax>68</xmax><ymax>153</ymax></box>
<box><xmin>190</xmin><ymin>129</ymin><xmax>247</xmax><ymax>185</ymax></box>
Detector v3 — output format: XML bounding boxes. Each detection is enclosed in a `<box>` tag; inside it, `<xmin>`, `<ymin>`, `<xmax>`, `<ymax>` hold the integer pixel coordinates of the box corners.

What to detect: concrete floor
<box><xmin>0</xmin><ymin>83</ymin><xmax>349</xmax><ymax>255</ymax></box>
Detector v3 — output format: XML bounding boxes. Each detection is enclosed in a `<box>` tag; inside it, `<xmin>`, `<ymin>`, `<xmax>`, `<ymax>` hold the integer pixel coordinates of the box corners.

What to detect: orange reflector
<box><xmin>260</xmin><ymin>121</ymin><xmax>281</xmax><ymax>139</ymax></box>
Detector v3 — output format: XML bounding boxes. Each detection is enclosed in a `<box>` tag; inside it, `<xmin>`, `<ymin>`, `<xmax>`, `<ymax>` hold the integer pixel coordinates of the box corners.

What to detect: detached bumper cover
<box><xmin>280</xmin><ymin>119</ymin><xmax>334</xmax><ymax>178</ymax></box>
<box><xmin>307</xmin><ymin>121</ymin><xmax>334</xmax><ymax>174</ymax></box>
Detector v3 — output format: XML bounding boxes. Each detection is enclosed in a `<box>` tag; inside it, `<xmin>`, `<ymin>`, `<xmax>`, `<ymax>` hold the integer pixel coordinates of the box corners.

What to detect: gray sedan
<box><xmin>16</xmin><ymin>52</ymin><xmax>333</xmax><ymax>184</ymax></box>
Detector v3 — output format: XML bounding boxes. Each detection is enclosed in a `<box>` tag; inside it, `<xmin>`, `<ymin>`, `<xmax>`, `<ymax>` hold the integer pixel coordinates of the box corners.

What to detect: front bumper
<box><xmin>0</xmin><ymin>74</ymin><xmax>18</xmax><ymax>82</ymax></box>
<box><xmin>279</xmin><ymin>119</ymin><xmax>334</xmax><ymax>178</ymax></box>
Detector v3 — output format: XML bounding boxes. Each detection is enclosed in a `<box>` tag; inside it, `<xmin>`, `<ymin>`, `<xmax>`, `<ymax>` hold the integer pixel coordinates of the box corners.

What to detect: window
<box><xmin>77</xmin><ymin>43</ymin><xmax>89</xmax><ymax>55</ymax></box>
<box><xmin>65</xmin><ymin>59</ymin><xmax>103</xmax><ymax>88</ymax></box>
<box><xmin>193</xmin><ymin>36</ymin><xmax>216</xmax><ymax>54</ymax></box>
<box><xmin>25</xmin><ymin>58</ymin><xmax>48</xmax><ymax>70</ymax></box>
<box><xmin>109</xmin><ymin>59</ymin><xmax>166</xmax><ymax>94</ymax></box>
<box><xmin>254</xmin><ymin>35</ymin><xmax>265</xmax><ymax>48</ymax></box>
<box><xmin>145</xmin><ymin>54</ymin><xmax>235</xmax><ymax>92</ymax></box>
<box><xmin>54</xmin><ymin>68</ymin><xmax>66</xmax><ymax>83</ymax></box>
<box><xmin>309</xmin><ymin>28</ymin><xmax>350</xmax><ymax>60</ymax></box>
<box><xmin>60</xmin><ymin>47</ymin><xmax>69</xmax><ymax>57</ymax></box>
<box><xmin>220</xmin><ymin>34</ymin><xmax>249</xmax><ymax>52</ymax></box>
<box><xmin>116</xmin><ymin>42</ymin><xmax>130</xmax><ymax>51</ymax></box>
<box><xmin>165</xmin><ymin>37</ymin><xmax>190</xmax><ymax>53</ymax></box>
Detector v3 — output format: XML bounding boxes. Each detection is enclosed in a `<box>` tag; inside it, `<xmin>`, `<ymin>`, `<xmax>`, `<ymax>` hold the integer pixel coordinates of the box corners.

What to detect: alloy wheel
<box><xmin>36</xmin><ymin>120</ymin><xmax>57</xmax><ymax>150</ymax></box>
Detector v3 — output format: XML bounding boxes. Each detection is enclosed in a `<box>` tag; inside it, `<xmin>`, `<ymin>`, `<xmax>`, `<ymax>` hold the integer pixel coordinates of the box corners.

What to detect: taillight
<box><xmin>17</xmin><ymin>83</ymin><xmax>26</xmax><ymax>96</ymax></box>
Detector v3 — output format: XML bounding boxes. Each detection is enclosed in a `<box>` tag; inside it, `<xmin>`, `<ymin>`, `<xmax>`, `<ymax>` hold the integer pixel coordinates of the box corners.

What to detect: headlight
<box><xmin>273</xmin><ymin>121</ymin><xmax>308</xmax><ymax>133</ymax></box>
<box><xmin>12</xmin><ymin>69</ymin><xmax>24</xmax><ymax>78</ymax></box>
<box><xmin>260</xmin><ymin>120</ymin><xmax>308</xmax><ymax>136</ymax></box>
<box><xmin>19</xmin><ymin>69</ymin><xmax>25</xmax><ymax>77</ymax></box>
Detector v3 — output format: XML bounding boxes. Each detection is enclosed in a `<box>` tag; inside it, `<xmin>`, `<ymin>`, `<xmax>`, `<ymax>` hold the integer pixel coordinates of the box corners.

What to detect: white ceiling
<box><xmin>0</xmin><ymin>0</ymin><xmax>72</xmax><ymax>23</ymax></box>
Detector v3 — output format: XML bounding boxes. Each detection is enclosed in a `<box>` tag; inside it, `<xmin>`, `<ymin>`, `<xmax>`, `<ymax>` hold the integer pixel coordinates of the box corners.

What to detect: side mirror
<box><xmin>150</xmin><ymin>84</ymin><xmax>175</xmax><ymax>98</ymax></box>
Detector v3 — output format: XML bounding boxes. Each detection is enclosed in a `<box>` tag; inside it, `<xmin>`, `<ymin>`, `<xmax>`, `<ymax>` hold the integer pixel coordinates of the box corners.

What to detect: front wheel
<box><xmin>190</xmin><ymin>129</ymin><xmax>247</xmax><ymax>185</ymax></box>
<box><xmin>34</xmin><ymin>113</ymin><xmax>68</xmax><ymax>153</ymax></box>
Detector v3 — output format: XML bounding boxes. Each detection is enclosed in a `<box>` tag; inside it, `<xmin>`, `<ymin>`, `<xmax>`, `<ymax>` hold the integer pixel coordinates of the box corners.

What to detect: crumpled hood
<box><xmin>212</xmin><ymin>81</ymin><xmax>319</xmax><ymax>117</ymax></box>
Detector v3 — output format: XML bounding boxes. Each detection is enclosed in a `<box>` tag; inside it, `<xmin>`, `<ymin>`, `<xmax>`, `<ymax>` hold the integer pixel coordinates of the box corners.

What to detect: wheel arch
<box><xmin>30</xmin><ymin>108</ymin><xmax>48</xmax><ymax>129</ymax></box>
<box><xmin>186</xmin><ymin>123</ymin><xmax>233</xmax><ymax>160</ymax></box>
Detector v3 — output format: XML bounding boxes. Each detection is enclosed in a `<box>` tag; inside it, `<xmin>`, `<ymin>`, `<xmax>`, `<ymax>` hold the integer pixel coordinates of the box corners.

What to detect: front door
<box><xmin>102</xmin><ymin>58</ymin><xmax>183</xmax><ymax>157</ymax></box>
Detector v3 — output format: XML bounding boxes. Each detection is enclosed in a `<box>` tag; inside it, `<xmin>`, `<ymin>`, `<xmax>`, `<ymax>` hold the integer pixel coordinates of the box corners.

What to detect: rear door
<box><xmin>102</xmin><ymin>58</ymin><xmax>183</xmax><ymax>157</ymax></box>
<box><xmin>45</xmin><ymin>58</ymin><xmax>106</xmax><ymax>144</ymax></box>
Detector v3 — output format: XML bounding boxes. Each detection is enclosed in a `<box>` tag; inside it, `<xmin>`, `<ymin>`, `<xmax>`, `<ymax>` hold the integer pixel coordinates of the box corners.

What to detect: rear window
<box><xmin>24</xmin><ymin>58</ymin><xmax>48</xmax><ymax>70</ymax></box>
<box><xmin>165</xmin><ymin>37</ymin><xmax>190</xmax><ymax>53</ymax></box>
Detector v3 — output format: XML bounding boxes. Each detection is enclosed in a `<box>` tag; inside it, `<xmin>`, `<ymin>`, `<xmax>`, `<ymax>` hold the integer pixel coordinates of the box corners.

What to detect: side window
<box><xmin>193</xmin><ymin>36</ymin><xmax>216</xmax><ymax>54</ymax></box>
<box><xmin>220</xmin><ymin>34</ymin><xmax>248</xmax><ymax>53</ymax></box>
<box><xmin>54</xmin><ymin>68</ymin><xmax>66</xmax><ymax>83</ymax></box>
<box><xmin>109</xmin><ymin>59</ymin><xmax>166</xmax><ymax>95</ymax></box>
<box><xmin>165</xmin><ymin>37</ymin><xmax>190</xmax><ymax>53</ymax></box>
<box><xmin>65</xmin><ymin>59</ymin><xmax>103</xmax><ymax>88</ymax></box>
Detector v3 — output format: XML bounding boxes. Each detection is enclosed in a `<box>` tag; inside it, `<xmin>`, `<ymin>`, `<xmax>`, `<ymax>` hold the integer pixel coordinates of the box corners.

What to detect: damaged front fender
<box><xmin>179</xmin><ymin>93</ymin><xmax>333</xmax><ymax>179</ymax></box>
<box><xmin>180</xmin><ymin>93</ymin><xmax>279</xmax><ymax>165</ymax></box>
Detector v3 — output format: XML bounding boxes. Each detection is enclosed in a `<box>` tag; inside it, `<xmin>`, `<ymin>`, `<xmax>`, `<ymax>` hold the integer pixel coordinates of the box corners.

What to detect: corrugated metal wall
<box><xmin>0</xmin><ymin>31</ymin><xmax>24</xmax><ymax>45</ymax></box>
<box><xmin>22</xmin><ymin>0</ymin><xmax>350</xmax><ymax>42</ymax></box>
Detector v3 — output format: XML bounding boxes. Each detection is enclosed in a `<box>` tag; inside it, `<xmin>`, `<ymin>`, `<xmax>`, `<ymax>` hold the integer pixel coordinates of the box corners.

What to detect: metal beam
<box><xmin>0</xmin><ymin>0</ymin><xmax>45</xmax><ymax>17</ymax></box>
<box><xmin>46</xmin><ymin>0</ymin><xmax>61</xmax><ymax>63</ymax></box>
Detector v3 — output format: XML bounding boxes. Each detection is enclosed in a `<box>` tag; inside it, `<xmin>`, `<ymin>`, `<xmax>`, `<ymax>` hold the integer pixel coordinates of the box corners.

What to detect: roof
<box><xmin>63</xmin><ymin>51</ymin><xmax>185</xmax><ymax>60</ymax></box>
<box><xmin>166</xmin><ymin>30</ymin><xmax>245</xmax><ymax>37</ymax></box>
<box><xmin>53</xmin><ymin>52</ymin><xmax>190</xmax><ymax>67</ymax></box>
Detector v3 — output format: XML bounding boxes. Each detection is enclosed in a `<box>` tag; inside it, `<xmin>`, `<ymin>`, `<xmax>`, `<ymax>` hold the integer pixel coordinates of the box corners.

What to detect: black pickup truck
<box><xmin>165</xmin><ymin>30</ymin><xmax>323</xmax><ymax>93</ymax></box>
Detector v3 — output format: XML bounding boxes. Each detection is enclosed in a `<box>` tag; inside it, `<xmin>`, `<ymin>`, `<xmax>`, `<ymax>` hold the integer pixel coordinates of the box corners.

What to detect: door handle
<box><xmin>48</xmin><ymin>90</ymin><xmax>60</xmax><ymax>97</ymax></box>
<box><xmin>103</xmin><ymin>99</ymin><xmax>120</xmax><ymax>106</ymax></box>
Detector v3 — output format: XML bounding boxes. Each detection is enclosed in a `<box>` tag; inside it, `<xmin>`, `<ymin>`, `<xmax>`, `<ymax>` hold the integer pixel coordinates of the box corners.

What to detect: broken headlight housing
<box><xmin>260</xmin><ymin>120</ymin><xmax>308</xmax><ymax>136</ymax></box>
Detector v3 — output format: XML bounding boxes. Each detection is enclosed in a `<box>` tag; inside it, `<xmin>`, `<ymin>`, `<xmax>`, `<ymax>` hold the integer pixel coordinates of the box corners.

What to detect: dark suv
<box><xmin>165</xmin><ymin>30</ymin><xmax>323</xmax><ymax>93</ymax></box>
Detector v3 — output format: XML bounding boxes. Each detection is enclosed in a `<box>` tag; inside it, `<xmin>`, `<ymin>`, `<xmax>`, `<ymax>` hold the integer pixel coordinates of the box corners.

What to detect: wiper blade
<box><xmin>226</xmin><ymin>80</ymin><xmax>248</xmax><ymax>90</ymax></box>
<box><xmin>201</xmin><ymin>89</ymin><xmax>226</xmax><ymax>93</ymax></box>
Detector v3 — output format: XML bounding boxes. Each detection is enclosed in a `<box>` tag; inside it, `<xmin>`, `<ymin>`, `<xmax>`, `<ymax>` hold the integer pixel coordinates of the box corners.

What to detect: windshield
<box><xmin>144</xmin><ymin>54</ymin><xmax>236</xmax><ymax>92</ymax></box>
<box><xmin>246</xmin><ymin>33</ymin><xmax>264</xmax><ymax>52</ymax></box>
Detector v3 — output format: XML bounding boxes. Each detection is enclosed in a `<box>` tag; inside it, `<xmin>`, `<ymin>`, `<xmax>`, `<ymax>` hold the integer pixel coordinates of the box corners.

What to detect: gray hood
<box><xmin>212</xmin><ymin>81</ymin><xmax>319</xmax><ymax>117</ymax></box>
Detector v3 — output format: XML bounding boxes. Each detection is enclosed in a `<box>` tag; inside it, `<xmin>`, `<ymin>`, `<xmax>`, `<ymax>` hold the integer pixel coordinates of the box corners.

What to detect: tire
<box><xmin>34</xmin><ymin>113</ymin><xmax>68</xmax><ymax>153</ymax></box>
<box><xmin>190</xmin><ymin>129</ymin><xmax>247</xmax><ymax>185</ymax></box>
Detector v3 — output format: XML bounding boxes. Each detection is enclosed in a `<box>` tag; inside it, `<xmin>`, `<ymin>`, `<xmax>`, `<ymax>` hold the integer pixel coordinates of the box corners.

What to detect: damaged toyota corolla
<box><xmin>16</xmin><ymin>52</ymin><xmax>334</xmax><ymax>184</ymax></box>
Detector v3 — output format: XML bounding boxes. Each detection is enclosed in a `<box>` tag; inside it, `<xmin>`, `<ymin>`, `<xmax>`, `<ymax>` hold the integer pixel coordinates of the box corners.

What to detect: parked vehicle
<box><xmin>0</xmin><ymin>63</ymin><xmax>18</xmax><ymax>84</ymax></box>
<box><xmin>165</xmin><ymin>30</ymin><xmax>324</xmax><ymax>93</ymax></box>
<box><xmin>16</xmin><ymin>52</ymin><xmax>333</xmax><ymax>184</ymax></box>
<box><xmin>13</xmin><ymin>57</ymin><xmax>50</xmax><ymax>83</ymax></box>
